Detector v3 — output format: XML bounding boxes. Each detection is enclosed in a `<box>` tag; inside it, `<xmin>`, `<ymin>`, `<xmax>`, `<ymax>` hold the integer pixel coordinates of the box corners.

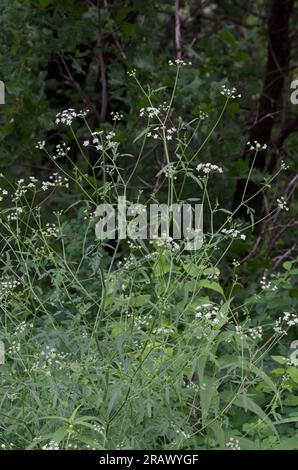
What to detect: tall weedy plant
<box><xmin>0</xmin><ymin>60</ymin><xmax>297</xmax><ymax>450</ymax></box>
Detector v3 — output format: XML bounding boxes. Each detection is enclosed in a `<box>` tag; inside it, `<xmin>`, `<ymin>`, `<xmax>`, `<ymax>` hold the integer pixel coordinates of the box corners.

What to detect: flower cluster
<box><xmin>0</xmin><ymin>187</ymin><xmax>8</xmax><ymax>202</ymax></box>
<box><xmin>168</xmin><ymin>59</ymin><xmax>192</xmax><ymax>66</ymax></box>
<box><xmin>1</xmin><ymin>174</ymin><xmax>69</xmax><ymax>208</ymax></box>
<box><xmin>221</xmin><ymin>228</ymin><xmax>246</xmax><ymax>240</ymax></box>
<box><xmin>127</xmin><ymin>203</ymin><xmax>146</xmax><ymax>216</ymax></box>
<box><xmin>7</xmin><ymin>207</ymin><xmax>23</xmax><ymax>221</ymax></box>
<box><xmin>149</xmin><ymin>126</ymin><xmax>176</xmax><ymax>141</ymax></box>
<box><xmin>35</xmin><ymin>140</ymin><xmax>45</xmax><ymax>150</ymax></box>
<box><xmin>12</xmin><ymin>177</ymin><xmax>38</xmax><ymax>202</ymax></box>
<box><xmin>184</xmin><ymin>380</ymin><xmax>200</xmax><ymax>392</ymax></box>
<box><xmin>42</xmin><ymin>223</ymin><xmax>60</xmax><ymax>238</ymax></box>
<box><xmin>111</xmin><ymin>111</ymin><xmax>123</xmax><ymax>121</ymax></box>
<box><xmin>14</xmin><ymin>321</ymin><xmax>33</xmax><ymax>336</ymax></box>
<box><xmin>277</xmin><ymin>196</ymin><xmax>289</xmax><ymax>211</ymax></box>
<box><xmin>196</xmin><ymin>163</ymin><xmax>223</xmax><ymax>174</ymax></box>
<box><xmin>106</xmin><ymin>131</ymin><xmax>117</xmax><ymax>141</ymax></box>
<box><xmin>248</xmin><ymin>326</ymin><xmax>263</xmax><ymax>340</ymax></box>
<box><xmin>83</xmin><ymin>131</ymin><xmax>103</xmax><ymax>151</ymax></box>
<box><xmin>139</xmin><ymin>102</ymin><xmax>169</xmax><ymax>119</ymax></box>
<box><xmin>139</xmin><ymin>106</ymin><xmax>161</xmax><ymax>118</ymax></box>
<box><xmin>55</xmin><ymin>108</ymin><xmax>88</xmax><ymax>126</ymax></box>
<box><xmin>198</xmin><ymin>110</ymin><xmax>208</xmax><ymax>120</ymax></box>
<box><xmin>0</xmin><ymin>279</ymin><xmax>21</xmax><ymax>298</ymax></box>
<box><xmin>195</xmin><ymin>303</ymin><xmax>223</xmax><ymax>325</ymax></box>
<box><xmin>84</xmin><ymin>130</ymin><xmax>118</xmax><ymax>152</ymax></box>
<box><xmin>174</xmin><ymin>428</ymin><xmax>191</xmax><ymax>439</ymax></box>
<box><xmin>42</xmin><ymin>441</ymin><xmax>59</xmax><ymax>450</ymax></box>
<box><xmin>162</xmin><ymin>163</ymin><xmax>178</xmax><ymax>180</ymax></box>
<box><xmin>127</xmin><ymin>313</ymin><xmax>153</xmax><ymax>331</ymax></box>
<box><xmin>226</xmin><ymin>437</ymin><xmax>241</xmax><ymax>450</ymax></box>
<box><xmin>247</xmin><ymin>141</ymin><xmax>267</xmax><ymax>151</ymax></box>
<box><xmin>55</xmin><ymin>108</ymin><xmax>77</xmax><ymax>126</ymax></box>
<box><xmin>53</xmin><ymin>143</ymin><xmax>71</xmax><ymax>160</ymax></box>
<box><xmin>8</xmin><ymin>340</ymin><xmax>21</xmax><ymax>355</ymax></box>
<box><xmin>152</xmin><ymin>326</ymin><xmax>175</xmax><ymax>335</ymax></box>
<box><xmin>34</xmin><ymin>346</ymin><xmax>68</xmax><ymax>372</ymax></box>
<box><xmin>260</xmin><ymin>274</ymin><xmax>278</xmax><ymax>292</ymax></box>
<box><xmin>232</xmin><ymin>258</ymin><xmax>240</xmax><ymax>268</ymax></box>
<box><xmin>41</xmin><ymin>173</ymin><xmax>69</xmax><ymax>191</ymax></box>
<box><xmin>93</xmin><ymin>423</ymin><xmax>105</xmax><ymax>434</ymax></box>
<box><xmin>67</xmin><ymin>443</ymin><xmax>79</xmax><ymax>449</ymax></box>
<box><xmin>274</xmin><ymin>311</ymin><xmax>298</xmax><ymax>335</ymax></box>
<box><xmin>118</xmin><ymin>254</ymin><xmax>141</xmax><ymax>270</ymax></box>
<box><xmin>235</xmin><ymin>324</ymin><xmax>246</xmax><ymax>339</ymax></box>
<box><xmin>127</xmin><ymin>68</ymin><xmax>136</xmax><ymax>77</ymax></box>
<box><xmin>83</xmin><ymin>207</ymin><xmax>97</xmax><ymax>221</ymax></box>
<box><xmin>220</xmin><ymin>85</ymin><xmax>241</xmax><ymax>99</ymax></box>
<box><xmin>150</xmin><ymin>235</ymin><xmax>180</xmax><ymax>252</ymax></box>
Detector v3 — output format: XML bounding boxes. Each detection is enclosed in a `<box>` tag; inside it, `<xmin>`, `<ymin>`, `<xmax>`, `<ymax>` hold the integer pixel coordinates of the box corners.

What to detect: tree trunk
<box><xmin>232</xmin><ymin>0</ymin><xmax>294</xmax><ymax>217</ymax></box>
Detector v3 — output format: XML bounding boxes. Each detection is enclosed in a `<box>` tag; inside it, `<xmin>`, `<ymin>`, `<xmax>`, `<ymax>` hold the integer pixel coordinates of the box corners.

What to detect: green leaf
<box><xmin>283</xmin><ymin>261</ymin><xmax>293</xmax><ymax>271</ymax></box>
<box><xmin>273</xmin><ymin>436</ymin><xmax>298</xmax><ymax>450</ymax></box>
<box><xmin>129</xmin><ymin>294</ymin><xmax>151</xmax><ymax>307</ymax></box>
<box><xmin>121</xmin><ymin>22</ymin><xmax>135</xmax><ymax>37</ymax></box>
<box><xmin>77</xmin><ymin>435</ymin><xmax>104</xmax><ymax>450</ymax></box>
<box><xmin>209</xmin><ymin>421</ymin><xmax>225</xmax><ymax>448</ymax></box>
<box><xmin>274</xmin><ymin>417</ymin><xmax>298</xmax><ymax>425</ymax></box>
<box><xmin>199</xmin><ymin>279</ymin><xmax>224</xmax><ymax>296</ymax></box>
<box><xmin>183</xmin><ymin>263</ymin><xmax>206</xmax><ymax>277</ymax></box>
<box><xmin>219</xmin><ymin>29</ymin><xmax>237</xmax><ymax>48</ymax></box>
<box><xmin>133</xmin><ymin>127</ymin><xmax>151</xmax><ymax>143</ymax></box>
<box><xmin>271</xmin><ymin>355</ymin><xmax>287</xmax><ymax>365</ymax></box>
<box><xmin>51</xmin><ymin>426</ymin><xmax>68</xmax><ymax>443</ymax></box>
<box><xmin>153</xmin><ymin>255</ymin><xmax>172</xmax><ymax>277</ymax></box>
<box><xmin>199</xmin><ymin>376</ymin><xmax>218</xmax><ymax>424</ymax></box>
<box><xmin>230</xmin><ymin>393</ymin><xmax>279</xmax><ymax>438</ymax></box>
<box><xmin>283</xmin><ymin>396</ymin><xmax>298</xmax><ymax>406</ymax></box>
<box><xmin>38</xmin><ymin>0</ymin><xmax>52</xmax><ymax>7</ymax></box>
<box><xmin>288</xmin><ymin>367</ymin><xmax>298</xmax><ymax>384</ymax></box>
<box><xmin>202</xmin><ymin>267</ymin><xmax>220</xmax><ymax>277</ymax></box>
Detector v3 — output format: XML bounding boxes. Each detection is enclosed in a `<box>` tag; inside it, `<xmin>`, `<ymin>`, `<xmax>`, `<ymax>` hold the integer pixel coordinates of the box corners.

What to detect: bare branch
<box><xmin>175</xmin><ymin>0</ymin><xmax>182</xmax><ymax>59</ymax></box>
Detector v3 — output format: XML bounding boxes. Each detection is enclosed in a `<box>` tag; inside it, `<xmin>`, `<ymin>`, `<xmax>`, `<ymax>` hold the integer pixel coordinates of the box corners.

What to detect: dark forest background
<box><xmin>0</xmin><ymin>0</ymin><xmax>297</xmax><ymax>262</ymax></box>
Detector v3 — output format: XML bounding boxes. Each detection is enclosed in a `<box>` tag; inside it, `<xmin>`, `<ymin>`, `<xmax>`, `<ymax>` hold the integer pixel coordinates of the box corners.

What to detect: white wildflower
<box><xmin>220</xmin><ymin>85</ymin><xmax>241</xmax><ymax>99</ymax></box>
<box><xmin>277</xmin><ymin>196</ymin><xmax>289</xmax><ymax>211</ymax></box>
<box><xmin>260</xmin><ymin>273</ymin><xmax>278</xmax><ymax>292</ymax></box>
<box><xmin>195</xmin><ymin>303</ymin><xmax>223</xmax><ymax>325</ymax></box>
<box><xmin>226</xmin><ymin>437</ymin><xmax>241</xmax><ymax>450</ymax></box>
<box><xmin>139</xmin><ymin>106</ymin><xmax>161</xmax><ymax>118</ymax></box>
<box><xmin>127</xmin><ymin>69</ymin><xmax>136</xmax><ymax>77</ymax></box>
<box><xmin>168</xmin><ymin>59</ymin><xmax>192</xmax><ymax>67</ymax></box>
<box><xmin>221</xmin><ymin>228</ymin><xmax>246</xmax><ymax>240</ymax></box>
<box><xmin>274</xmin><ymin>311</ymin><xmax>298</xmax><ymax>335</ymax></box>
<box><xmin>248</xmin><ymin>326</ymin><xmax>263</xmax><ymax>340</ymax></box>
<box><xmin>111</xmin><ymin>111</ymin><xmax>123</xmax><ymax>121</ymax></box>
<box><xmin>42</xmin><ymin>223</ymin><xmax>59</xmax><ymax>238</ymax></box>
<box><xmin>42</xmin><ymin>441</ymin><xmax>59</xmax><ymax>450</ymax></box>
<box><xmin>35</xmin><ymin>140</ymin><xmax>46</xmax><ymax>150</ymax></box>
<box><xmin>247</xmin><ymin>141</ymin><xmax>267</xmax><ymax>151</ymax></box>
<box><xmin>196</xmin><ymin>163</ymin><xmax>223</xmax><ymax>174</ymax></box>
<box><xmin>55</xmin><ymin>108</ymin><xmax>77</xmax><ymax>126</ymax></box>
